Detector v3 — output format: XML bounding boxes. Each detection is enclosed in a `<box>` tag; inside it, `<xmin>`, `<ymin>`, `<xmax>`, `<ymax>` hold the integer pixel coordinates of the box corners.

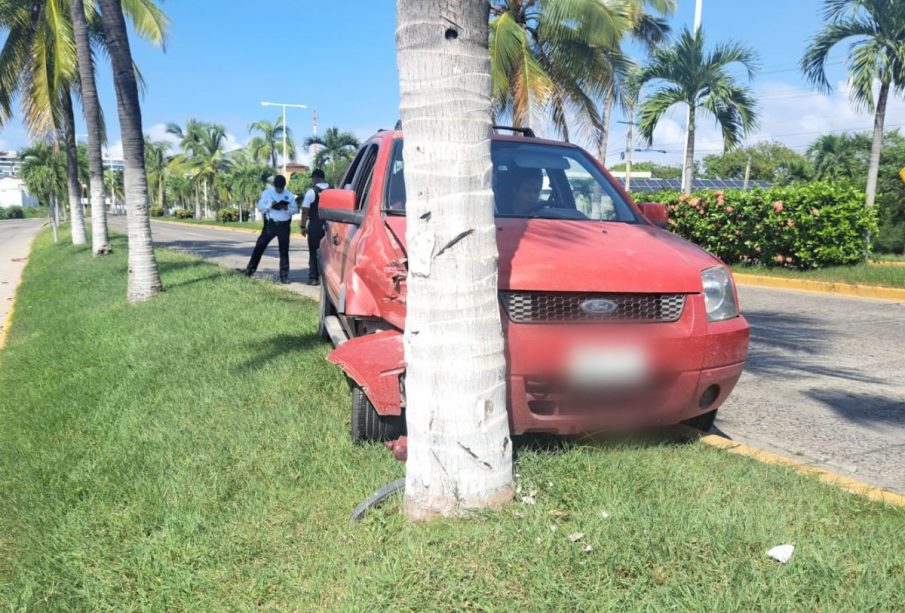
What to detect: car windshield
<box><xmin>384</xmin><ymin>139</ymin><xmax>639</xmax><ymax>223</ymax></box>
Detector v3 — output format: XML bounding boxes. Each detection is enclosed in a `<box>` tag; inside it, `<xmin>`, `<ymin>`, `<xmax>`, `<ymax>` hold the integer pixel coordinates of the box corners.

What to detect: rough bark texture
<box><xmin>61</xmin><ymin>92</ymin><xmax>87</xmax><ymax>245</ymax></box>
<box><xmin>70</xmin><ymin>0</ymin><xmax>112</xmax><ymax>256</ymax></box>
<box><xmin>597</xmin><ymin>92</ymin><xmax>615</xmax><ymax>164</ymax></box>
<box><xmin>865</xmin><ymin>80</ymin><xmax>889</xmax><ymax>210</ymax></box>
<box><xmin>396</xmin><ymin>0</ymin><xmax>513</xmax><ymax>520</ymax></box>
<box><xmin>99</xmin><ymin>0</ymin><xmax>161</xmax><ymax>302</ymax></box>
<box><xmin>682</xmin><ymin>106</ymin><xmax>695</xmax><ymax>194</ymax></box>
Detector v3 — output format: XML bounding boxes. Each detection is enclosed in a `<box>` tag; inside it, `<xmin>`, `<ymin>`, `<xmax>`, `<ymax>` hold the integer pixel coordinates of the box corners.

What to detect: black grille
<box><xmin>500</xmin><ymin>292</ymin><xmax>686</xmax><ymax>323</ymax></box>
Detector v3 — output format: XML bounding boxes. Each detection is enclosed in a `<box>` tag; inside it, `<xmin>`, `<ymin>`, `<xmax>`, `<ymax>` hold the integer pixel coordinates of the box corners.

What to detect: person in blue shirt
<box><xmin>241</xmin><ymin>174</ymin><xmax>297</xmax><ymax>283</ymax></box>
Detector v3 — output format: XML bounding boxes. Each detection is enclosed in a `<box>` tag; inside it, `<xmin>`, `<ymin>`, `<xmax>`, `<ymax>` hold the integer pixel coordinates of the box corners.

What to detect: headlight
<box><xmin>701</xmin><ymin>266</ymin><xmax>739</xmax><ymax>322</ymax></box>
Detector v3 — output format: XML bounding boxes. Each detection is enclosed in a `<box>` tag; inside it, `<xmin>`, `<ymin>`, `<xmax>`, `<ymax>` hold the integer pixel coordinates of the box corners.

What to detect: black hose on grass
<box><xmin>351</xmin><ymin>478</ymin><xmax>406</xmax><ymax>520</ymax></box>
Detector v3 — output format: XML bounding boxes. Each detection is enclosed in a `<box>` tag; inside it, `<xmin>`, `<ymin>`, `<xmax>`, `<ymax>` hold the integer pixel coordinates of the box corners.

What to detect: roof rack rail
<box><xmin>492</xmin><ymin>125</ymin><xmax>535</xmax><ymax>138</ymax></box>
<box><xmin>390</xmin><ymin>121</ymin><xmax>535</xmax><ymax>138</ymax></box>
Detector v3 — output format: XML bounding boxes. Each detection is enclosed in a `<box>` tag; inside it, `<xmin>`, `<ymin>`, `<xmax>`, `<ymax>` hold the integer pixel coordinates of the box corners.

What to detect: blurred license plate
<box><xmin>569</xmin><ymin>346</ymin><xmax>648</xmax><ymax>386</ymax></box>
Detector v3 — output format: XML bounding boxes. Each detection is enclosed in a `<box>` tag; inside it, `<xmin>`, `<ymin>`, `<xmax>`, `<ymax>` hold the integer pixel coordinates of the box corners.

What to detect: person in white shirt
<box><xmin>241</xmin><ymin>174</ymin><xmax>297</xmax><ymax>283</ymax></box>
<box><xmin>299</xmin><ymin>168</ymin><xmax>331</xmax><ymax>286</ymax></box>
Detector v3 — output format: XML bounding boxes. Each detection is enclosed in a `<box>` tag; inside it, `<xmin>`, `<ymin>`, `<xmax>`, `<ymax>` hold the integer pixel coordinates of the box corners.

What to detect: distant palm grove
<box><xmin>3</xmin><ymin>0</ymin><xmax>905</xmax><ymax>269</ymax></box>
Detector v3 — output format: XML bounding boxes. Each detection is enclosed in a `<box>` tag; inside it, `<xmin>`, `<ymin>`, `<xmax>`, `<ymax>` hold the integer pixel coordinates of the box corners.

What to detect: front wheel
<box><xmin>682</xmin><ymin>409</ymin><xmax>717</xmax><ymax>432</ymax></box>
<box><xmin>351</xmin><ymin>385</ymin><xmax>405</xmax><ymax>443</ymax></box>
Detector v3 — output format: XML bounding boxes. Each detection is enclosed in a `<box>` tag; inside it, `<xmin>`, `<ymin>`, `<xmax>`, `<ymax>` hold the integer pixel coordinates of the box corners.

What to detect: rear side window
<box><xmin>384</xmin><ymin>139</ymin><xmax>638</xmax><ymax>223</ymax></box>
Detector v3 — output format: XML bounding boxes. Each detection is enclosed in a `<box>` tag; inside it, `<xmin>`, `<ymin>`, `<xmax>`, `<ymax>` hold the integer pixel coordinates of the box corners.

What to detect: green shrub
<box><xmin>0</xmin><ymin>205</ymin><xmax>25</xmax><ymax>220</ymax></box>
<box><xmin>635</xmin><ymin>182</ymin><xmax>878</xmax><ymax>269</ymax></box>
<box><xmin>172</xmin><ymin>209</ymin><xmax>193</xmax><ymax>219</ymax></box>
<box><xmin>875</xmin><ymin>222</ymin><xmax>905</xmax><ymax>254</ymax></box>
<box><xmin>218</xmin><ymin>208</ymin><xmax>240</xmax><ymax>222</ymax></box>
<box><xmin>149</xmin><ymin>206</ymin><xmax>165</xmax><ymax>217</ymax></box>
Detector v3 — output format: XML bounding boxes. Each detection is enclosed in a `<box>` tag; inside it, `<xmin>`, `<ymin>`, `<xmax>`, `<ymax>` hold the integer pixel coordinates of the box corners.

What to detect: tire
<box><xmin>682</xmin><ymin>409</ymin><xmax>718</xmax><ymax>432</ymax></box>
<box><xmin>351</xmin><ymin>385</ymin><xmax>405</xmax><ymax>444</ymax></box>
<box><xmin>317</xmin><ymin>282</ymin><xmax>336</xmax><ymax>342</ymax></box>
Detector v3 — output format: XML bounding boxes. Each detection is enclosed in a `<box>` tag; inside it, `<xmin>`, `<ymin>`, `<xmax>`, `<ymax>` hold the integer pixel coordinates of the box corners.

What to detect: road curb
<box><xmin>678</xmin><ymin>426</ymin><xmax>905</xmax><ymax>509</ymax></box>
<box><xmin>733</xmin><ymin>273</ymin><xmax>905</xmax><ymax>302</ymax></box>
<box><xmin>0</xmin><ymin>225</ymin><xmax>41</xmax><ymax>351</ymax></box>
<box><xmin>152</xmin><ymin>219</ymin><xmax>262</xmax><ymax>235</ymax></box>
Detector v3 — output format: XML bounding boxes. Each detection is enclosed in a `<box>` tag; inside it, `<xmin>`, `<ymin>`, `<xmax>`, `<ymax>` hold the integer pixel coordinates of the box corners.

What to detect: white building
<box><xmin>0</xmin><ymin>176</ymin><xmax>39</xmax><ymax>207</ymax></box>
<box><xmin>0</xmin><ymin>151</ymin><xmax>23</xmax><ymax>177</ymax></box>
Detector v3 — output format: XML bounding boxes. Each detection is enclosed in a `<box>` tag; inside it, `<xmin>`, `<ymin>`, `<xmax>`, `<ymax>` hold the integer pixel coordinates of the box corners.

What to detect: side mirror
<box><xmin>638</xmin><ymin>202</ymin><xmax>668</xmax><ymax>229</ymax></box>
<box><xmin>318</xmin><ymin>189</ymin><xmax>363</xmax><ymax>225</ymax></box>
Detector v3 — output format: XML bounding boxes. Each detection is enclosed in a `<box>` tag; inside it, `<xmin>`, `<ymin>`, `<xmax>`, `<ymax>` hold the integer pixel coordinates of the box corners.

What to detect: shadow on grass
<box><xmin>234</xmin><ymin>332</ymin><xmax>324</xmax><ymax>372</ymax></box>
<box><xmin>513</xmin><ymin>425</ymin><xmax>698</xmax><ymax>459</ymax></box>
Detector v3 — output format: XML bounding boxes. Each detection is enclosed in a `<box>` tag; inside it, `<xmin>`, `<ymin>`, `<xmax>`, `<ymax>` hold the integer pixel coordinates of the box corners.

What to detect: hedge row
<box><xmin>0</xmin><ymin>205</ymin><xmax>25</xmax><ymax>220</ymax></box>
<box><xmin>635</xmin><ymin>182</ymin><xmax>877</xmax><ymax>269</ymax></box>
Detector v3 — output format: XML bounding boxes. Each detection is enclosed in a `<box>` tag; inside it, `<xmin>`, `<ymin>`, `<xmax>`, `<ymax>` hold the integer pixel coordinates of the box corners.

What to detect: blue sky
<box><xmin>1</xmin><ymin>0</ymin><xmax>903</xmax><ymax>166</ymax></box>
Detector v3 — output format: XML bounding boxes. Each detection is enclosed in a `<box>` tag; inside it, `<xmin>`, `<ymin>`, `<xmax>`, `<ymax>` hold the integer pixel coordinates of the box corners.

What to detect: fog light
<box><xmin>699</xmin><ymin>385</ymin><xmax>720</xmax><ymax>409</ymax></box>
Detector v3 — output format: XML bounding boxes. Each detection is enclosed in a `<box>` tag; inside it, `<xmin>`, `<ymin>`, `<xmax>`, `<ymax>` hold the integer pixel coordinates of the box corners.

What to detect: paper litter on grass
<box><xmin>767</xmin><ymin>544</ymin><xmax>795</xmax><ymax>564</ymax></box>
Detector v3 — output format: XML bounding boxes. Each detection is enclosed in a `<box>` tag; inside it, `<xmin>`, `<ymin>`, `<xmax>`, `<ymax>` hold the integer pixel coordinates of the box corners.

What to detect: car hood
<box><xmin>383</xmin><ymin>217</ymin><xmax>719</xmax><ymax>293</ymax></box>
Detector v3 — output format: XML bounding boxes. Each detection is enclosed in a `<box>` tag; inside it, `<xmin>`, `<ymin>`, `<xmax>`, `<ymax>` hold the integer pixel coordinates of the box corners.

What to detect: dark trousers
<box><xmin>246</xmin><ymin>220</ymin><xmax>290</xmax><ymax>279</ymax></box>
<box><xmin>307</xmin><ymin>223</ymin><xmax>325</xmax><ymax>281</ymax></box>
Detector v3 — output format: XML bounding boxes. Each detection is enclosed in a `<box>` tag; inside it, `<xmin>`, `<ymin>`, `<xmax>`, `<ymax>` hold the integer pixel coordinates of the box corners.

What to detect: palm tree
<box><xmin>802</xmin><ymin>0</ymin><xmax>905</xmax><ymax>211</ymax></box>
<box><xmin>98</xmin><ymin>0</ymin><xmax>162</xmax><ymax>302</ymax></box>
<box><xmin>488</xmin><ymin>0</ymin><xmax>631</xmax><ymax>139</ymax></box>
<box><xmin>248</xmin><ymin>117</ymin><xmax>296</xmax><ymax>170</ymax></box>
<box><xmin>597</xmin><ymin>0</ymin><xmax>676</xmax><ymax>162</ymax></box>
<box><xmin>223</xmin><ymin>150</ymin><xmax>271</xmax><ymax>221</ymax></box>
<box><xmin>303</xmin><ymin>127</ymin><xmax>360</xmax><ymax>186</ymax></box>
<box><xmin>0</xmin><ymin>1</ymin><xmax>86</xmax><ymax>244</ymax></box>
<box><xmin>144</xmin><ymin>139</ymin><xmax>170</xmax><ymax>210</ymax></box>
<box><xmin>636</xmin><ymin>28</ymin><xmax>759</xmax><ymax>193</ymax></box>
<box><xmin>20</xmin><ymin>142</ymin><xmax>67</xmax><ymax>241</ymax></box>
<box><xmin>397</xmin><ymin>0</ymin><xmax>513</xmax><ymax>519</ymax></box>
<box><xmin>807</xmin><ymin>132</ymin><xmax>872</xmax><ymax>181</ymax></box>
<box><xmin>167</xmin><ymin>120</ymin><xmax>232</xmax><ymax>217</ymax></box>
<box><xmin>70</xmin><ymin>0</ymin><xmax>165</xmax><ymax>254</ymax></box>
<box><xmin>0</xmin><ymin>0</ymin><xmax>168</xmax><ymax>252</ymax></box>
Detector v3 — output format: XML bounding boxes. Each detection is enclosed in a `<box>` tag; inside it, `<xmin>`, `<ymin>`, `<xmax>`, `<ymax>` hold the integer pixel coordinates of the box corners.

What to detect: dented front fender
<box><xmin>326</xmin><ymin>330</ymin><xmax>404</xmax><ymax>416</ymax></box>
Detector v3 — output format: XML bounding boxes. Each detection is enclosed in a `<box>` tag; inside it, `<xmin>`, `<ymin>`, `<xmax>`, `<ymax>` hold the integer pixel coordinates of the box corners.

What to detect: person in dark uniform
<box><xmin>299</xmin><ymin>169</ymin><xmax>330</xmax><ymax>286</ymax></box>
<box><xmin>241</xmin><ymin>174</ymin><xmax>297</xmax><ymax>283</ymax></box>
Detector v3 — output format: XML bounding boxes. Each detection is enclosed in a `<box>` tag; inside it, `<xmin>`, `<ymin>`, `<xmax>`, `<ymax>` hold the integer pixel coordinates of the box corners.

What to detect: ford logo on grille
<box><xmin>580</xmin><ymin>299</ymin><xmax>618</xmax><ymax>314</ymax></box>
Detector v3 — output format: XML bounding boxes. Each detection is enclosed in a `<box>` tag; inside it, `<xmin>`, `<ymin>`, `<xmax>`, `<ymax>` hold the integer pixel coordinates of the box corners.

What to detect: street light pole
<box><xmin>261</xmin><ymin>101</ymin><xmax>307</xmax><ymax>177</ymax></box>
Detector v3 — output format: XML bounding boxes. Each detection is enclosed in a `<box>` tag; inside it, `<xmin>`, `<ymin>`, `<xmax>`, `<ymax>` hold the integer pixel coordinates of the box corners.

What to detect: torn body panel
<box><xmin>327</xmin><ymin>330</ymin><xmax>405</xmax><ymax>416</ymax></box>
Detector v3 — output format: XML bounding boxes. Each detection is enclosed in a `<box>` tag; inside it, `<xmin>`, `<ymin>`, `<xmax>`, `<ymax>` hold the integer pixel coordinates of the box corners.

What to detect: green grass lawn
<box><xmin>156</xmin><ymin>217</ymin><xmax>304</xmax><ymax>233</ymax></box>
<box><xmin>2</xmin><ymin>230</ymin><xmax>904</xmax><ymax>610</ymax></box>
<box><xmin>732</xmin><ymin>262</ymin><xmax>905</xmax><ymax>288</ymax></box>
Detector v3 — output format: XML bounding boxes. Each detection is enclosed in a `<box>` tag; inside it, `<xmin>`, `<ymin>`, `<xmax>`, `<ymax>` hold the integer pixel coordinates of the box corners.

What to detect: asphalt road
<box><xmin>0</xmin><ymin>218</ymin><xmax>44</xmax><ymax>338</ymax></box>
<box><xmin>109</xmin><ymin>217</ymin><xmax>319</xmax><ymax>300</ymax></box>
<box><xmin>120</xmin><ymin>218</ymin><xmax>905</xmax><ymax>494</ymax></box>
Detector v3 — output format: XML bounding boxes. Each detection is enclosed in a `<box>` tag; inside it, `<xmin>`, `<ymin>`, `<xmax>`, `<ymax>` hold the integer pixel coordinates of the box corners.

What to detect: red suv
<box><xmin>317</xmin><ymin>128</ymin><xmax>749</xmax><ymax>442</ymax></box>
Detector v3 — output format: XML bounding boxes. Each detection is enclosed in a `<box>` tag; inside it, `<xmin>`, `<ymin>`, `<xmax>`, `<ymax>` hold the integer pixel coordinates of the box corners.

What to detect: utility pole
<box><xmin>743</xmin><ymin>154</ymin><xmax>752</xmax><ymax>191</ymax></box>
<box><xmin>681</xmin><ymin>0</ymin><xmax>704</xmax><ymax>193</ymax></box>
<box><xmin>624</xmin><ymin>105</ymin><xmax>635</xmax><ymax>193</ymax></box>
<box><xmin>312</xmin><ymin>109</ymin><xmax>319</xmax><ymax>162</ymax></box>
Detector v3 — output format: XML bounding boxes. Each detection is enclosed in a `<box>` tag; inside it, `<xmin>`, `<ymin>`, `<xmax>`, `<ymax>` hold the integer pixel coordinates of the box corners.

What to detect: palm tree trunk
<box><xmin>70</xmin><ymin>0</ymin><xmax>112</xmax><ymax>256</ymax></box>
<box><xmin>682</xmin><ymin>105</ymin><xmax>696</xmax><ymax>194</ymax></box>
<box><xmin>397</xmin><ymin>0</ymin><xmax>513</xmax><ymax>520</ymax></box>
<box><xmin>865</xmin><ymin>80</ymin><xmax>889</xmax><ymax>210</ymax></box>
<box><xmin>61</xmin><ymin>92</ymin><xmax>88</xmax><ymax>245</ymax></box>
<box><xmin>50</xmin><ymin>192</ymin><xmax>59</xmax><ymax>243</ymax></box>
<box><xmin>597</xmin><ymin>91</ymin><xmax>615</xmax><ymax>164</ymax></box>
<box><xmin>99</xmin><ymin>0</ymin><xmax>162</xmax><ymax>302</ymax></box>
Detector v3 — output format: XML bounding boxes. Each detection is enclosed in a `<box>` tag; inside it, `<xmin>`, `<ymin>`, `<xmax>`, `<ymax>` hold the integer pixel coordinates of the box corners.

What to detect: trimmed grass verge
<box><xmin>155</xmin><ymin>217</ymin><xmax>303</xmax><ymax>234</ymax></box>
<box><xmin>731</xmin><ymin>263</ymin><xmax>905</xmax><ymax>289</ymax></box>
<box><xmin>1</xmin><ymin>230</ymin><xmax>904</xmax><ymax>610</ymax></box>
